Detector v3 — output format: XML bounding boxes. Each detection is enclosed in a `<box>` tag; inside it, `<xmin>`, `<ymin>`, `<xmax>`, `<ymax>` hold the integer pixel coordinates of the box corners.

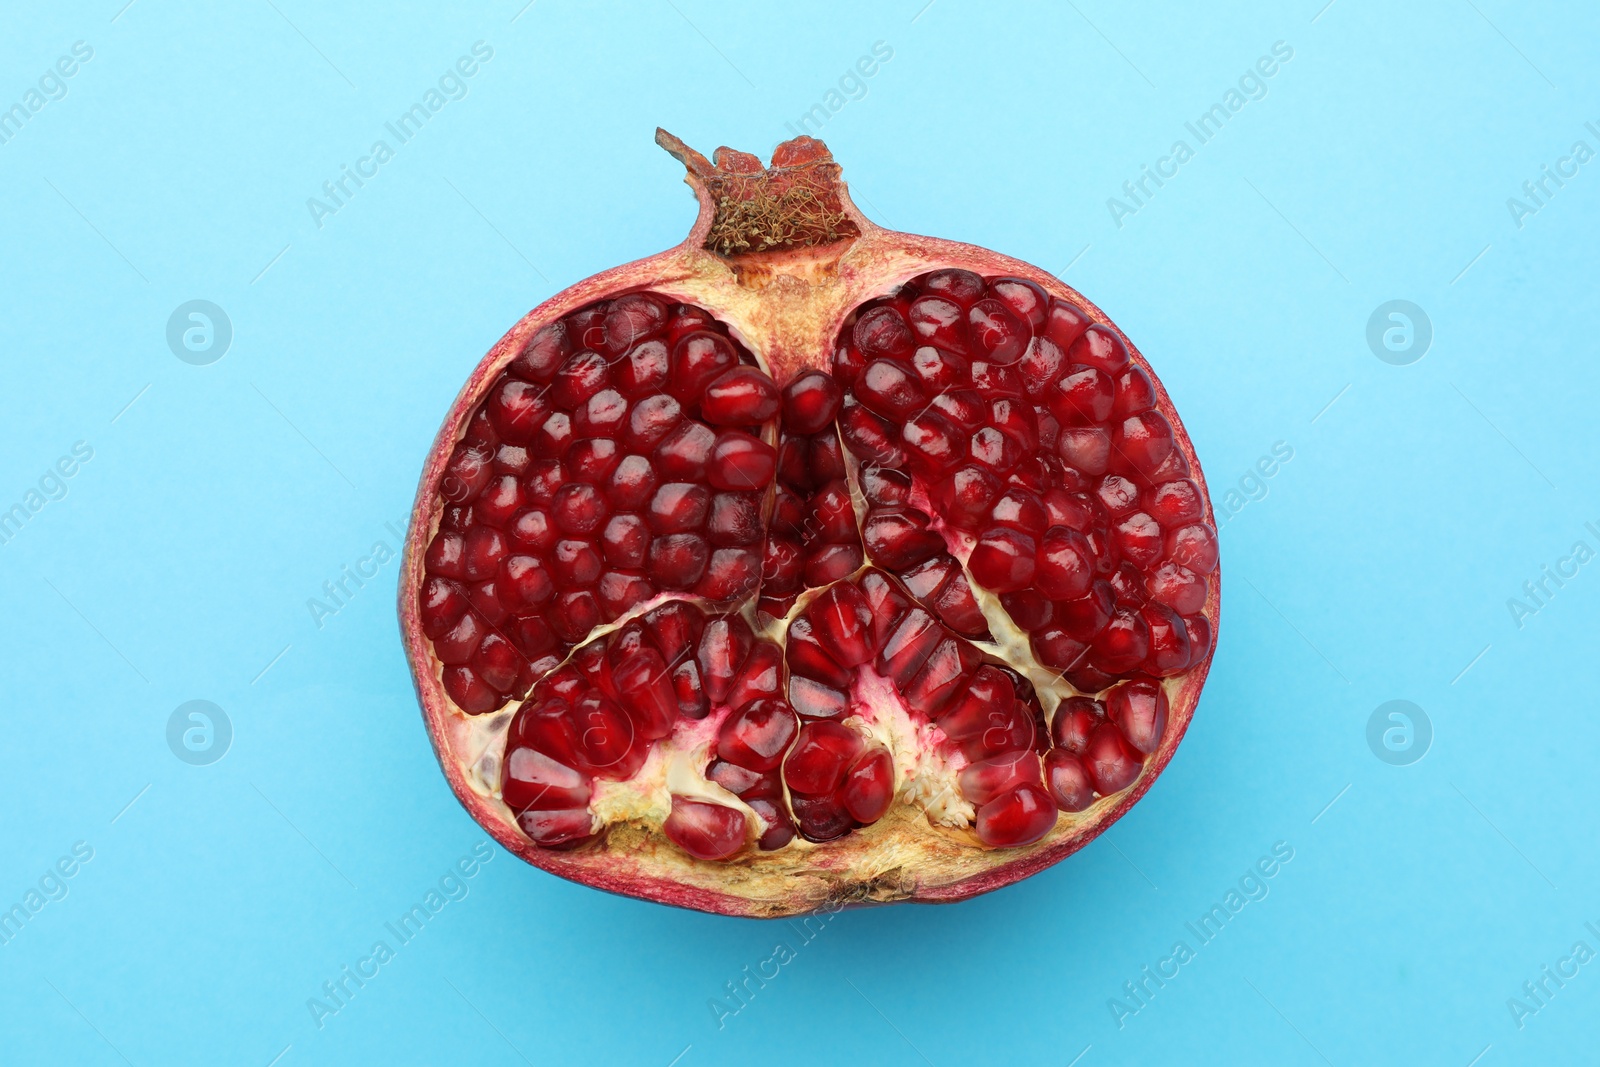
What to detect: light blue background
<box><xmin>2</xmin><ymin>1</ymin><xmax>1595</xmax><ymax>1064</ymax></box>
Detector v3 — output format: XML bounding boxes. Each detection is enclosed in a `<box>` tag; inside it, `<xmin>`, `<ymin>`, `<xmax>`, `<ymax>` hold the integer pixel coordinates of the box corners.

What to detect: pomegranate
<box><xmin>401</xmin><ymin>131</ymin><xmax>1219</xmax><ymax>917</ymax></box>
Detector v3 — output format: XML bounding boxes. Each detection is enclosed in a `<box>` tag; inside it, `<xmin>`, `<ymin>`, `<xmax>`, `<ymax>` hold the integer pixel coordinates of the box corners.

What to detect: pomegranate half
<box><xmin>400</xmin><ymin>131</ymin><xmax>1219</xmax><ymax>917</ymax></box>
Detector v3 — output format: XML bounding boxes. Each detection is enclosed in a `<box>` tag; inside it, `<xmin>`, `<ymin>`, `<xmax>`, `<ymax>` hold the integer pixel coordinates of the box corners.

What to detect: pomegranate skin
<box><xmin>400</xmin><ymin>131</ymin><xmax>1219</xmax><ymax>918</ymax></box>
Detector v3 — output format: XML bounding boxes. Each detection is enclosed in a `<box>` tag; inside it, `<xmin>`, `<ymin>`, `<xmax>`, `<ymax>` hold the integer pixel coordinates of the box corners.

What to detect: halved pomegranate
<box><xmin>400</xmin><ymin>131</ymin><xmax>1219</xmax><ymax>917</ymax></box>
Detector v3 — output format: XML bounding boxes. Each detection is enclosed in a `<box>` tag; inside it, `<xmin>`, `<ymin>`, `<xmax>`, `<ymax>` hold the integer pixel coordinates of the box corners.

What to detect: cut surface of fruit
<box><xmin>402</xmin><ymin>130</ymin><xmax>1218</xmax><ymax>918</ymax></box>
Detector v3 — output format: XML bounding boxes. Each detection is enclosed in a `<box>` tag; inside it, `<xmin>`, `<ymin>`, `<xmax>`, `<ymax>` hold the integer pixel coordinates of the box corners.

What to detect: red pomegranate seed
<box><xmin>747</xmin><ymin>797</ymin><xmax>797</xmax><ymax>850</ymax></box>
<box><xmin>1044</xmin><ymin>750</ymin><xmax>1095</xmax><ymax>812</ymax></box>
<box><xmin>1167</xmin><ymin>523</ymin><xmax>1219</xmax><ymax>574</ymax></box>
<box><xmin>1050</xmin><ymin>695</ymin><xmax>1105</xmax><ymax>753</ymax></box>
<box><xmin>784</xmin><ymin>721</ymin><xmax>864</xmax><ymax>795</ymax></box>
<box><xmin>663</xmin><ymin>797</ymin><xmax>746</xmax><ymax>861</ymax></box>
<box><xmin>516</xmin><ymin>808</ymin><xmax>593</xmax><ymax>847</ymax></box>
<box><xmin>510</xmin><ymin>320</ymin><xmax>571</xmax><ymax>381</ymax></box>
<box><xmin>1141</xmin><ymin>602</ymin><xmax>1191</xmax><ymax>676</ymax></box>
<box><xmin>853</xmin><ymin>306</ymin><xmax>915</xmax><ymax>359</ymax></box>
<box><xmin>1111</xmin><ymin>365</ymin><xmax>1156</xmax><ymax>418</ymax></box>
<box><xmin>654</xmin><ymin>421</ymin><xmax>715</xmax><ymax>478</ymax></box>
<box><xmin>974</xmin><ymin>783</ymin><xmax>1056</xmax><ymax>847</ymax></box>
<box><xmin>1069</xmin><ymin>325</ymin><xmax>1130</xmax><ymax>374</ymax></box>
<box><xmin>615</xmin><ymin>339</ymin><xmax>670</xmax><ymax>397</ymax></box>
<box><xmin>811</xmin><ymin>583</ymin><xmax>874</xmax><ymax>667</ymax></box>
<box><xmin>420</xmin><ymin>577</ymin><xmax>468</xmax><ymax>637</ymax></box>
<box><xmin>856</xmin><ymin>358</ymin><xmax>927</xmax><ymax>420</ymax></box>
<box><xmin>1107</xmin><ymin>679</ymin><xmax>1168</xmax><ymax>754</ymax></box>
<box><xmin>967</xmin><ymin>299</ymin><xmax>1029</xmax><ymax>363</ymax></box>
<box><xmin>841</xmin><ymin>747</ymin><xmax>894</xmax><ymax>823</ymax></box>
<box><xmin>503</xmin><ymin>748</ymin><xmax>592</xmax><ymax>812</ymax></box>
<box><xmin>706</xmin><ymin>758</ymin><xmax>764</xmax><ymax>796</ymax></box>
<box><xmin>708</xmin><ymin>432</ymin><xmax>776</xmax><ymax>490</ymax></box>
<box><xmin>967</xmin><ymin>528</ymin><xmax>1037</xmax><ymax>593</ymax></box>
<box><xmin>669</xmin><ymin>332</ymin><xmax>738</xmax><ymax>401</ymax></box>
<box><xmin>1035</xmin><ymin>527</ymin><xmax>1094</xmax><ymax>600</ymax></box>
<box><xmin>781</xmin><ymin>370</ymin><xmax>843</xmax><ymax>433</ymax></box>
<box><xmin>443</xmin><ymin>666</ymin><xmax>500</xmax><ymax>712</ymax></box>
<box><xmin>702</xmin><ymin>366</ymin><xmax>779</xmax><ymax>425</ymax></box>
<box><xmin>790</xmin><ymin>792</ymin><xmax>854</xmax><ymax>842</ymax></box>
<box><xmin>717</xmin><ymin>699</ymin><xmax>799</xmax><ymax>772</ymax></box>
<box><xmin>625</xmin><ymin>394</ymin><xmax>684</xmax><ymax>451</ymax></box>
<box><xmin>959</xmin><ymin>750</ymin><xmax>1044</xmax><ymax>807</ymax></box>
<box><xmin>1144</xmin><ymin>478</ymin><xmax>1204</xmax><ymax>526</ymax></box>
<box><xmin>698</xmin><ymin>617</ymin><xmax>751</xmax><ymax>704</ymax></box>
<box><xmin>1083</xmin><ymin>723</ymin><xmax>1142</xmax><ymax>794</ymax></box>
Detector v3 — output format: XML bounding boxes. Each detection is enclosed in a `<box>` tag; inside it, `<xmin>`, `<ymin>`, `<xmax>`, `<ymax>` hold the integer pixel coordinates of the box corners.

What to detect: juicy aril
<box><xmin>400</xmin><ymin>131</ymin><xmax>1219</xmax><ymax>917</ymax></box>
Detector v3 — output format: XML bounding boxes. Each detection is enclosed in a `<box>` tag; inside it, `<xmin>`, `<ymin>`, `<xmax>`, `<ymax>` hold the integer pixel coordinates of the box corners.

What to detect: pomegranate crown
<box><xmin>655</xmin><ymin>128</ymin><xmax>862</xmax><ymax>257</ymax></box>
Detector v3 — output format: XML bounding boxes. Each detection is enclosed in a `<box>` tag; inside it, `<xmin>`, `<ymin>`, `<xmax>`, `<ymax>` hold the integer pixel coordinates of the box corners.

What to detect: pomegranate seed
<box><xmin>967</xmin><ymin>528</ymin><xmax>1037</xmax><ymax>593</ymax></box>
<box><xmin>702</xmin><ymin>366</ymin><xmax>779</xmax><ymax>424</ymax></box>
<box><xmin>1107</xmin><ymin>679</ymin><xmax>1168</xmax><ymax>754</ymax></box>
<box><xmin>670</xmin><ymin>331</ymin><xmax>738</xmax><ymax>401</ymax></box>
<box><xmin>841</xmin><ymin>747</ymin><xmax>895</xmax><ymax>823</ymax></box>
<box><xmin>706</xmin><ymin>759</ymin><xmax>765</xmax><ymax>796</ymax></box>
<box><xmin>1044</xmin><ymin>750</ymin><xmax>1095</xmax><ymax>812</ymax></box>
<box><xmin>624</xmin><ymin>393</ymin><xmax>684</xmax><ymax>451</ymax></box>
<box><xmin>1167</xmin><ymin>523</ymin><xmax>1219</xmax><ymax>574</ymax></box>
<box><xmin>529</xmin><ymin>417</ymin><xmax>574</xmax><ymax>467</ymax></box>
<box><xmin>1083</xmin><ymin>723</ymin><xmax>1142</xmax><ymax>794</ymax></box>
<box><xmin>516</xmin><ymin>808</ymin><xmax>593</xmax><ymax>847</ymax></box>
<box><xmin>790</xmin><ymin>792</ymin><xmax>854</xmax><ymax>842</ymax></box>
<box><xmin>975</xmin><ymin>784</ymin><xmax>1056</xmax><ymax>847</ymax></box>
<box><xmin>747</xmin><ymin>797</ymin><xmax>797</xmax><ymax>850</ymax></box>
<box><xmin>708</xmin><ymin>432</ymin><xmax>776</xmax><ymax>490</ymax></box>
<box><xmin>1145</xmin><ymin>478</ymin><xmax>1204</xmax><ymax>526</ymax></box>
<box><xmin>853</xmin><ymin>306</ymin><xmax>915</xmax><ymax>359</ymax></box>
<box><xmin>908</xmin><ymin>295</ymin><xmax>969</xmax><ymax>351</ymax></box>
<box><xmin>717</xmin><ymin>699</ymin><xmax>799</xmax><ymax>772</ymax></box>
<box><xmin>1114</xmin><ymin>411</ymin><xmax>1176</xmax><ymax>476</ymax></box>
<box><xmin>1057</xmin><ymin>427</ymin><xmax>1111</xmax><ymax>476</ymax></box>
<box><xmin>856</xmin><ymin>358</ymin><xmax>927</xmax><ymax>420</ymax></box>
<box><xmin>420</xmin><ymin>576</ymin><xmax>468</xmax><ymax>637</ymax></box>
<box><xmin>780</xmin><ymin>370</ymin><xmax>844</xmax><ymax>434</ymax></box>
<box><xmin>810</xmin><ymin>583</ymin><xmax>874</xmax><ymax>667</ymax></box>
<box><xmin>510</xmin><ymin>321</ymin><xmax>571</xmax><ymax>382</ymax></box>
<box><xmin>1069</xmin><ymin>325</ymin><xmax>1130</xmax><ymax>374</ymax></box>
<box><xmin>1111</xmin><ymin>366</ymin><xmax>1157</xmax><ymax>418</ymax></box>
<box><xmin>784</xmin><ymin>722</ymin><xmax>864</xmax><ymax>795</ymax></box>
<box><xmin>967</xmin><ymin>299</ymin><xmax>1029</xmax><ymax>364</ymax></box>
<box><xmin>921</xmin><ymin>268</ymin><xmax>985</xmax><ymax>304</ymax></box>
<box><xmin>654</xmin><ymin>420</ymin><xmax>715</xmax><ymax>479</ymax></box>
<box><xmin>1050</xmin><ymin>696</ymin><xmax>1104</xmax><ymax>752</ymax></box>
<box><xmin>503</xmin><ymin>748</ymin><xmax>592</xmax><ymax>812</ymax></box>
<box><xmin>698</xmin><ymin>617</ymin><xmax>751</xmax><ymax>704</ymax></box>
<box><xmin>959</xmin><ymin>750</ymin><xmax>1044</xmax><ymax>806</ymax></box>
<box><xmin>613</xmin><ymin>649</ymin><xmax>677</xmax><ymax>739</ymax></box>
<box><xmin>443</xmin><ymin>665</ymin><xmax>500</xmax><ymax>712</ymax></box>
<box><xmin>1141</xmin><ymin>602</ymin><xmax>1191</xmax><ymax>676</ymax></box>
<box><xmin>663</xmin><ymin>797</ymin><xmax>746</xmax><ymax>861</ymax></box>
<box><xmin>602</xmin><ymin>293</ymin><xmax>668</xmax><ymax>353</ymax></box>
<box><xmin>615</xmin><ymin>339</ymin><xmax>670</xmax><ymax>397</ymax></box>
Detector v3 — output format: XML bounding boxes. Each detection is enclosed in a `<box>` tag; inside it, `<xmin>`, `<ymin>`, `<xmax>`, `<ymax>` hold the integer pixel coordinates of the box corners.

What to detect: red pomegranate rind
<box><xmin>401</xmin><ymin>130</ymin><xmax>1219</xmax><ymax>917</ymax></box>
